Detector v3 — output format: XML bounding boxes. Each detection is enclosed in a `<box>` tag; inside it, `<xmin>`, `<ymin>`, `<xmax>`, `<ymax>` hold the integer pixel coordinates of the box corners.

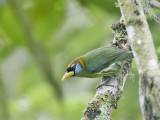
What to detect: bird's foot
<box><xmin>96</xmin><ymin>83</ymin><xmax>115</xmax><ymax>90</ymax></box>
<box><xmin>96</xmin><ymin>76</ymin><xmax>116</xmax><ymax>90</ymax></box>
<box><xmin>96</xmin><ymin>81</ymin><xmax>116</xmax><ymax>90</ymax></box>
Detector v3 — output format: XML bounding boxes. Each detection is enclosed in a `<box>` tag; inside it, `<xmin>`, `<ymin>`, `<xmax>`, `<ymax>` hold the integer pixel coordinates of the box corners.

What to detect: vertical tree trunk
<box><xmin>118</xmin><ymin>0</ymin><xmax>160</xmax><ymax>119</ymax></box>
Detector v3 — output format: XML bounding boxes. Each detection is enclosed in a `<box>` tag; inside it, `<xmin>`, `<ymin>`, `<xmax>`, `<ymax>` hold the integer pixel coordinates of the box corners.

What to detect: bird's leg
<box><xmin>96</xmin><ymin>62</ymin><xmax>124</xmax><ymax>90</ymax></box>
<box><xmin>96</xmin><ymin>63</ymin><xmax>123</xmax><ymax>90</ymax></box>
<box><xmin>96</xmin><ymin>76</ymin><xmax>116</xmax><ymax>90</ymax></box>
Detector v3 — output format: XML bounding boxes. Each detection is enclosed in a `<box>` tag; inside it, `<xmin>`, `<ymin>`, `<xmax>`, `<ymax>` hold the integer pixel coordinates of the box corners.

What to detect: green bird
<box><xmin>62</xmin><ymin>47</ymin><xmax>133</xmax><ymax>81</ymax></box>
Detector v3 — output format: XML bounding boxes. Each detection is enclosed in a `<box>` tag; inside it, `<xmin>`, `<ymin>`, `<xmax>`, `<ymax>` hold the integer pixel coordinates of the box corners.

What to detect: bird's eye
<box><xmin>67</xmin><ymin>67</ymin><xmax>75</xmax><ymax>72</ymax></box>
<box><xmin>67</xmin><ymin>67</ymin><xmax>71</xmax><ymax>72</ymax></box>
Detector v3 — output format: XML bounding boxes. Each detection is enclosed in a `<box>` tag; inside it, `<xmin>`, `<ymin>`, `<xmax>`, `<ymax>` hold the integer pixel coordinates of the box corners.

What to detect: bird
<box><xmin>62</xmin><ymin>46</ymin><xmax>133</xmax><ymax>81</ymax></box>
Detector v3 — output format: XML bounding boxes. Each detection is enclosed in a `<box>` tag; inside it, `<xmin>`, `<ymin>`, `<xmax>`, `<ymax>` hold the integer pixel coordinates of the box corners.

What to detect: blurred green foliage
<box><xmin>0</xmin><ymin>0</ymin><xmax>159</xmax><ymax>120</ymax></box>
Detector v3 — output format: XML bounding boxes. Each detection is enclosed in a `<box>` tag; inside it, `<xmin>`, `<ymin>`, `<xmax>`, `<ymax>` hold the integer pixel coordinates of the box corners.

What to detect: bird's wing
<box><xmin>98</xmin><ymin>62</ymin><xmax>122</xmax><ymax>76</ymax></box>
<box><xmin>84</xmin><ymin>47</ymin><xmax>131</xmax><ymax>73</ymax></box>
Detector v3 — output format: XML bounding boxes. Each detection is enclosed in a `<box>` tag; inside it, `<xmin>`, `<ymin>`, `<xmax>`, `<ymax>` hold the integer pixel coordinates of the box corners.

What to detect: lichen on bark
<box><xmin>118</xmin><ymin>0</ymin><xmax>160</xmax><ymax>119</ymax></box>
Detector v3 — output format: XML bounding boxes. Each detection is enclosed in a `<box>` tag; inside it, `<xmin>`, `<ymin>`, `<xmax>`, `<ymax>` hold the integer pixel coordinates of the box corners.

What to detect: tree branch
<box><xmin>118</xmin><ymin>0</ymin><xmax>160</xmax><ymax>119</ymax></box>
<box><xmin>81</xmin><ymin>20</ymin><xmax>132</xmax><ymax>120</ymax></box>
<box><xmin>150</xmin><ymin>0</ymin><xmax>160</xmax><ymax>10</ymax></box>
<box><xmin>7</xmin><ymin>0</ymin><xmax>63</xmax><ymax>99</ymax></box>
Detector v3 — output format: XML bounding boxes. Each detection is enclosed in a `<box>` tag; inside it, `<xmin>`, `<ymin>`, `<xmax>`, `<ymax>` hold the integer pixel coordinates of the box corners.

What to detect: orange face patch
<box><xmin>78</xmin><ymin>57</ymin><xmax>85</xmax><ymax>68</ymax></box>
<box><xmin>67</xmin><ymin>57</ymin><xmax>85</xmax><ymax>69</ymax></box>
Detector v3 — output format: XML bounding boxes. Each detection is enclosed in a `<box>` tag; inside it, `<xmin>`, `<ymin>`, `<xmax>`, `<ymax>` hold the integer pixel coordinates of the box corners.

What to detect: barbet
<box><xmin>62</xmin><ymin>47</ymin><xmax>133</xmax><ymax>81</ymax></box>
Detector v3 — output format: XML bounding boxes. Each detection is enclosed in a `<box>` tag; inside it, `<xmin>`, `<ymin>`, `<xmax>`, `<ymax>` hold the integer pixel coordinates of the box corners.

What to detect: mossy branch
<box><xmin>118</xmin><ymin>0</ymin><xmax>160</xmax><ymax>119</ymax></box>
<box><xmin>81</xmin><ymin>20</ymin><xmax>132</xmax><ymax>120</ymax></box>
<box><xmin>150</xmin><ymin>0</ymin><xmax>160</xmax><ymax>10</ymax></box>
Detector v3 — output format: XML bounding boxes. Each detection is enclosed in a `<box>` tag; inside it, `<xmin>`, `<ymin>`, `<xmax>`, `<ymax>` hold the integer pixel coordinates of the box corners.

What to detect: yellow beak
<box><xmin>62</xmin><ymin>71</ymin><xmax>74</xmax><ymax>81</ymax></box>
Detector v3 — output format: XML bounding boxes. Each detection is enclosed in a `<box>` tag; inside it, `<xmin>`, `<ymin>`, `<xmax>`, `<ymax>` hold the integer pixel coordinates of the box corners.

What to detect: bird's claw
<box><xmin>96</xmin><ymin>78</ymin><xmax>116</xmax><ymax>90</ymax></box>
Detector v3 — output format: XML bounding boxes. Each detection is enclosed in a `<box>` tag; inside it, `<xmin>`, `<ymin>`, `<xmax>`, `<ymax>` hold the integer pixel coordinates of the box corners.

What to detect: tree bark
<box><xmin>150</xmin><ymin>0</ymin><xmax>160</xmax><ymax>10</ymax></box>
<box><xmin>81</xmin><ymin>20</ymin><xmax>132</xmax><ymax>120</ymax></box>
<box><xmin>118</xmin><ymin>0</ymin><xmax>160</xmax><ymax>119</ymax></box>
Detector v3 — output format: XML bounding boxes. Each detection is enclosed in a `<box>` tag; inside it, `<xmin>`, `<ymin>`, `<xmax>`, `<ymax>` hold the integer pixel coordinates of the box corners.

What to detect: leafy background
<box><xmin>0</xmin><ymin>0</ymin><xmax>160</xmax><ymax>120</ymax></box>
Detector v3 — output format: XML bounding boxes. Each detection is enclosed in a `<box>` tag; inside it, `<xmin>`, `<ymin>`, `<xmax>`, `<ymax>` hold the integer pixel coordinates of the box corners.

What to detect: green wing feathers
<box><xmin>83</xmin><ymin>47</ymin><xmax>133</xmax><ymax>73</ymax></box>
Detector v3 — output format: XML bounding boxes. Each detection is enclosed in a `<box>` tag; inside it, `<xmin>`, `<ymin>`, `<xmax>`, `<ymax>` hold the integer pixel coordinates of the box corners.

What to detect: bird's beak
<box><xmin>62</xmin><ymin>71</ymin><xmax>74</xmax><ymax>81</ymax></box>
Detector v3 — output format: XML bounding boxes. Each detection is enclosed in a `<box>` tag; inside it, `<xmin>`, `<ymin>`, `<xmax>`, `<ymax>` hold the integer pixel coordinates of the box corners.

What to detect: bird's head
<box><xmin>62</xmin><ymin>57</ymin><xmax>85</xmax><ymax>81</ymax></box>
